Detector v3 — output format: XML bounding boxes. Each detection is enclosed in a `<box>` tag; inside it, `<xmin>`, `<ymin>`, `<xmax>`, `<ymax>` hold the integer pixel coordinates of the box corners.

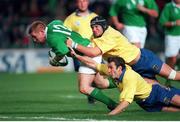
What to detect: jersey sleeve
<box><xmin>96</xmin><ymin>64</ymin><xmax>109</xmax><ymax>75</ymax></box>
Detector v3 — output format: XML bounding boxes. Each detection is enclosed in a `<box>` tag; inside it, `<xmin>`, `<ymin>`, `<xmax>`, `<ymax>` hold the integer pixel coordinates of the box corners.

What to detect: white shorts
<box><xmin>165</xmin><ymin>35</ymin><xmax>180</xmax><ymax>57</ymax></box>
<box><xmin>78</xmin><ymin>44</ymin><xmax>102</xmax><ymax>74</ymax></box>
<box><xmin>78</xmin><ymin>55</ymin><xmax>102</xmax><ymax>74</ymax></box>
<box><xmin>122</xmin><ymin>25</ymin><xmax>147</xmax><ymax>48</ymax></box>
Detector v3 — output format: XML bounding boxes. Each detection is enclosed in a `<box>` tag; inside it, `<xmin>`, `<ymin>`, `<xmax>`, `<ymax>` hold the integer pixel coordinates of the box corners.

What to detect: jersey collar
<box><xmin>75</xmin><ymin>9</ymin><xmax>91</xmax><ymax>17</ymax></box>
<box><xmin>45</xmin><ymin>27</ymin><xmax>48</xmax><ymax>39</ymax></box>
<box><xmin>115</xmin><ymin>67</ymin><xmax>126</xmax><ymax>84</ymax></box>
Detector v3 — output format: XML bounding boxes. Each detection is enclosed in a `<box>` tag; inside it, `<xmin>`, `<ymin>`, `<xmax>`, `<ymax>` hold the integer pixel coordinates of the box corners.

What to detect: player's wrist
<box><xmin>72</xmin><ymin>41</ymin><xmax>78</xmax><ymax>49</ymax></box>
<box><xmin>171</xmin><ymin>21</ymin><xmax>176</xmax><ymax>26</ymax></box>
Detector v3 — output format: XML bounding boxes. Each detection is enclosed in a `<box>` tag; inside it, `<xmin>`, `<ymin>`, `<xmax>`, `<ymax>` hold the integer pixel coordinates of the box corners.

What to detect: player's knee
<box><xmin>79</xmin><ymin>86</ymin><xmax>89</xmax><ymax>95</ymax></box>
<box><xmin>168</xmin><ymin>70</ymin><xmax>176</xmax><ymax>80</ymax></box>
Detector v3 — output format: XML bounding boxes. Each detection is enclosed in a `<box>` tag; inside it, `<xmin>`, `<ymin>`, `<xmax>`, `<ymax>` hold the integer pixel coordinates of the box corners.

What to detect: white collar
<box><xmin>45</xmin><ymin>27</ymin><xmax>48</xmax><ymax>39</ymax></box>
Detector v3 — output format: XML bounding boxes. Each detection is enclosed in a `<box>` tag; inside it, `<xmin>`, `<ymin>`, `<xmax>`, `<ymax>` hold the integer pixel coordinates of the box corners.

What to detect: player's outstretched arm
<box><xmin>66</xmin><ymin>38</ymin><xmax>102</xmax><ymax>57</ymax></box>
<box><xmin>69</xmin><ymin>47</ymin><xmax>97</xmax><ymax>69</ymax></box>
<box><xmin>108</xmin><ymin>101</ymin><xmax>130</xmax><ymax>116</ymax></box>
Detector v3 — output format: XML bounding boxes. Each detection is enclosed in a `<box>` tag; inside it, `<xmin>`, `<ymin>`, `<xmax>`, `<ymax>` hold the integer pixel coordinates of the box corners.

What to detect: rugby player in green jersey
<box><xmin>109</xmin><ymin>0</ymin><xmax>159</xmax><ymax>48</ymax></box>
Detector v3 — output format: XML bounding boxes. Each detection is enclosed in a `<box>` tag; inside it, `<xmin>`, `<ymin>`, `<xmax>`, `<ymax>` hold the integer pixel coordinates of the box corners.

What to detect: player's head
<box><xmin>90</xmin><ymin>16</ymin><xmax>108</xmax><ymax>38</ymax></box>
<box><xmin>76</xmin><ymin>0</ymin><xmax>89</xmax><ymax>12</ymax></box>
<box><xmin>173</xmin><ymin>0</ymin><xmax>180</xmax><ymax>4</ymax></box>
<box><xmin>28</xmin><ymin>20</ymin><xmax>46</xmax><ymax>43</ymax></box>
<box><xmin>107</xmin><ymin>56</ymin><xmax>125</xmax><ymax>79</ymax></box>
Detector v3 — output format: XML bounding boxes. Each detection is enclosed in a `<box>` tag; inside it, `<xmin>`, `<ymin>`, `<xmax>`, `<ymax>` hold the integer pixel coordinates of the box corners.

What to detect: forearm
<box><xmin>76</xmin><ymin>44</ymin><xmax>101</xmax><ymax>57</ymax></box>
<box><xmin>111</xmin><ymin>16</ymin><xmax>124</xmax><ymax>30</ymax></box>
<box><xmin>108</xmin><ymin>101</ymin><xmax>130</xmax><ymax>115</ymax></box>
<box><xmin>75</xmin><ymin>54</ymin><xmax>97</xmax><ymax>69</ymax></box>
<box><xmin>137</xmin><ymin>5</ymin><xmax>149</xmax><ymax>13</ymax></box>
<box><xmin>111</xmin><ymin>16</ymin><xmax>120</xmax><ymax>26</ymax></box>
<box><xmin>137</xmin><ymin>5</ymin><xmax>158</xmax><ymax>17</ymax></box>
<box><xmin>164</xmin><ymin>20</ymin><xmax>179</xmax><ymax>27</ymax></box>
<box><xmin>66</xmin><ymin>38</ymin><xmax>101</xmax><ymax>57</ymax></box>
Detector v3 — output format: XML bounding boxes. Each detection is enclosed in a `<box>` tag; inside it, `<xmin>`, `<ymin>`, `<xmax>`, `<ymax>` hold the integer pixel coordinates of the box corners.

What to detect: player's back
<box><xmin>47</xmin><ymin>20</ymin><xmax>90</xmax><ymax>47</ymax></box>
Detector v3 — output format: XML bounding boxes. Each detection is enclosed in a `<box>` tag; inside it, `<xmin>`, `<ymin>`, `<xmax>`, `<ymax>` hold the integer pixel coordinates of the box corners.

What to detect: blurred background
<box><xmin>0</xmin><ymin>0</ymin><xmax>177</xmax><ymax>73</ymax></box>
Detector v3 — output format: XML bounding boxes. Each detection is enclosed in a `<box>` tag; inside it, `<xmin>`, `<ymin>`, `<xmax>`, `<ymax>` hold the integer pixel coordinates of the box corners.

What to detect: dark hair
<box><xmin>90</xmin><ymin>16</ymin><xmax>108</xmax><ymax>32</ymax></box>
<box><xmin>107</xmin><ymin>56</ymin><xmax>125</xmax><ymax>69</ymax></box>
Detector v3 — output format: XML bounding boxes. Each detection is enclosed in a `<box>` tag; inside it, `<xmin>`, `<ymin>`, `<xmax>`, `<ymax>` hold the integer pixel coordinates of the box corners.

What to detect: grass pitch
<box><xmin>0</xmin><ymin>72</ymin><xmax>180</xmax><ymax>121</ymax></box>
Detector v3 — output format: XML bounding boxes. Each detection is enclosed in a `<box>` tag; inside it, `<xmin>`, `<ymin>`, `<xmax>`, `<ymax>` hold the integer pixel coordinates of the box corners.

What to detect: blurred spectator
<box><xmin>159</xmin><ymin>0</ymin><xmax>180</xmax><ymax>69</ymax></box>
<box><xmin>0</xmin><ymin>0</ymin><xmax>56</xmax><ymax>48</ymax></box>
<box><xmin>109</xmin><ymin>0</ymin><xmax>159</xmax><ymax>48</ymax></box>
<box><xmin>156</xmin><ymin>0</ymin><xmax>171</xmax><ymax>12</ymax></box>
<box><xmin>90</xmin><ymin>0</ymin><xmax>111</xmax><ymax>19</ymax></box>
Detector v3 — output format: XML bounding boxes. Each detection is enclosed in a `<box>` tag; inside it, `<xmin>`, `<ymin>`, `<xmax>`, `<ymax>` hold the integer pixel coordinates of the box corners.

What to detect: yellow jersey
<box><xmin>92</xmin><ymin>26</ymin><xmax>140</xmax><ymax>63</ymax></box>
<box><xmin>64</xmin><ymin>12</ymin><xmax>97</xmax><ymax>39</ymax></box>
<box><xmin>96</xmin><ymin>64</ymin><xmax>152</xmax><ymax>103</ymax></box>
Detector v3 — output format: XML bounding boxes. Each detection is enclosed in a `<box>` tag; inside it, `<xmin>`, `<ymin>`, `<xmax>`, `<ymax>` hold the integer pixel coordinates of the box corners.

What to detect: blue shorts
<box><xmin>136</xmin><ymin>84</ymin><xmax>180</xmax><ymax>112</ymax></box>
<box><xmin>131</xmin><ymin>48</ymin><xmax>163</xmax><ymax>79</ymax></box>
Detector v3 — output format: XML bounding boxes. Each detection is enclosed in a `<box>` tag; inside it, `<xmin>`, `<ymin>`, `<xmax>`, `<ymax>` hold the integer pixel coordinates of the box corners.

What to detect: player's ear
<box><xmin>117</xmin><ymin>66</ymin><xmax>122</xmax><ymax>71</ymax></box>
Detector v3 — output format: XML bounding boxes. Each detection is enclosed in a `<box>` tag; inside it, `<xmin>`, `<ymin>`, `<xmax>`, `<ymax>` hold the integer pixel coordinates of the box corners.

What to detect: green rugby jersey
<box><xmin>46</xmin><ymin>20</ymin><xmax>90</xmax><ymax>56</ymax></box>
<box><xmin>109</xmin><ymin>0</ymin><xmax>158</xmax><ymax>27</ymax></box>
<box><xmin>159</xmin><ymin>2</ymin><xmax>180</xmax><ymax>35</ymax></box>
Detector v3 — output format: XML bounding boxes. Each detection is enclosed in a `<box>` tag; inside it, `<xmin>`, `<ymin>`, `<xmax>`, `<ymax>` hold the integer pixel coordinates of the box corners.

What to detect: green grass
<box><xmin>0</xmin><ymin>72</ymin><xmax>179</xmax><ymax>121</ymax></box>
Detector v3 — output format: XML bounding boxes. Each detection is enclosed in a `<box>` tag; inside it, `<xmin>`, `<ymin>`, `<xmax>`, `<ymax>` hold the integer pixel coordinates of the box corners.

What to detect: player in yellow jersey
<box><xmin>69</xmin><ymin>48</ymin><xmax>180</xmax><ymax>115</ymax></box>
<box><xmin>67</xmin><ymin>16</ymin><xmax>180</xmax><ymax>83</ymax></box>
<box><xmin>64</xmin><ymin>0</ymin><xmax>98</xmax><ymax>104</ymax></box>
<box><xmin>64</xmin><ymin>0</ymin><xmax>97</xmax><ymax>39</ymax></box>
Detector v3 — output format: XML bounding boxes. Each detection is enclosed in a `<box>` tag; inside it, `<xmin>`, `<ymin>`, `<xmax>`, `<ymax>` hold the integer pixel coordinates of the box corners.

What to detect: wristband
<box><xmin>74</xmin><ymin>43</ymin><xmax>78</xmax><ymax>49</ymax></box>
<box><xmin>171</xmin><ymin>21</ymin><xmax>176</xmax><ymax>26</ymax></box>
<box><xmin>72</xmin><ymin>41</ymin><xmax>78</xmax><ymax>49</ymax></box>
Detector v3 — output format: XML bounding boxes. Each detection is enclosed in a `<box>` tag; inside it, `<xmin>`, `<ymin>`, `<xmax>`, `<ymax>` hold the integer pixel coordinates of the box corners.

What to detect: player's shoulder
<box><xmin>164</xmin><ymin>2</ymin><xmax>173</xmax><ymax>8</ymax></box>
<box><xmin>104</xmin><ymin>26</ymin><xmax>120</xmax><ymax>36</ymax></box>
<box><xmin>65</xmin><ymin>12</ymin><xmax>77</xmax><ymax>20</ymax></box>
<box><xmin>89</xmin><ymin>12</ymin><xmax>97</xmax><ymax>17</ymax></box>
<box><xmin>49</xmin><ymin>20</ymin><xmax>63</xmax><ymax>25</ymax></box>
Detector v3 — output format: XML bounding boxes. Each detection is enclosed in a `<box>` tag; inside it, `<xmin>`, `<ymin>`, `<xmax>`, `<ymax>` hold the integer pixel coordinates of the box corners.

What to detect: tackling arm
<box><xmin>108</xmin><ymin>101</ymin><xmax>130</xmax><ymax>115</ymax></box>
<box><xmin>69</xmin><ymin>47</ymin><xmax>98</xmax><ymax>69</ymax></box>
<box><xmin>66</xmin><ymin>38</ymin><xmax>102</xmax><ymax>57</ymax></box>
<box><xmin>76</xmin><ymin>44</ymin><xmax>102</xmax><ymax>57</ymax></box>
